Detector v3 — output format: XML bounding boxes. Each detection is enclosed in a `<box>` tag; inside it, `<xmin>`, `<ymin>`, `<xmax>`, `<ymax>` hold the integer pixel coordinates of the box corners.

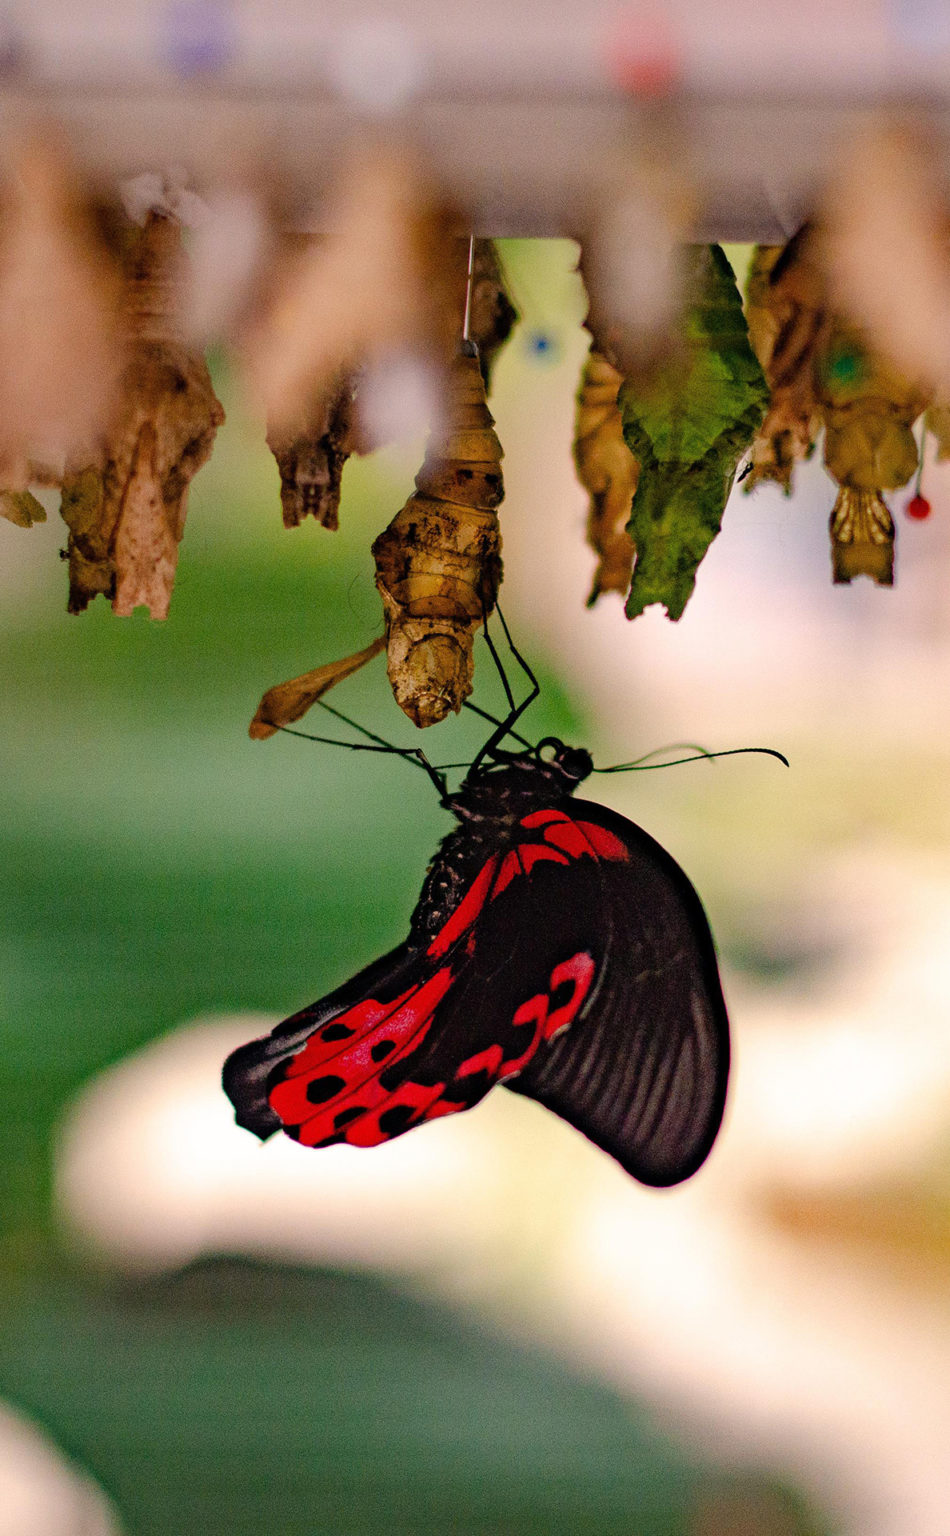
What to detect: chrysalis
<box><xmin>573</xmin><ymin>346</ymin><xmax>637</xmax><ymax>603</ymax></box>
<box><xmin>246</xmin><ymin>147</ymin><xmax>460</xmax><ymax>436</ymax></box>
<box><xmin>371</xmin><ymin>345</ymin><xmax>504</xmax><ymax>727</ymax></box>
<box><xmin>822</xmin><ymin>120</ymin><xmax>950</xmax><ymax>396</ymax></box>
<box><xmin>60</xmin><ymin>212</ymin><xmax>224</xmax><ymax>617</ymax></box>
<box><xmin>0</xmin><ymin>135</ymin><xmax>121</xmax><ymax>492</ymax></box>
<box><xmin>266</xmin><ymin>367</ymin><xmax>361</xmax><ymax>532</ymax></box>
<box><xmin>620</xmin><ymin>245</ymin><xmax>768</xmax><ymax>621</ymax></box>
<box><xmin>819</xmin><ymin>326</ymin><xmax>929</xmax><ymax>585</ymax></box>
<box><xmin>744</xmin><ymin>228</ymin><xmax>828</xmax><ymax>493</ymax></box>
<box><xmin>262</xmin><ymin>239</ymin><xmax>515</xmax><ymax>537</ymax></box>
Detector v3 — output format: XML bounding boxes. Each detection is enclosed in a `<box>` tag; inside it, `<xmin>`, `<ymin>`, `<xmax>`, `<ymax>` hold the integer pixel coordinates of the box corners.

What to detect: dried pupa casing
<box><xmin>372</xmin><ymin>346</ymin><xmax>503</xmax><ymax>728</ymax></box>
<box><xmin>820</xmin><ymin>334</ymin><xmax>927</xmax><ymax>491</ymax></box>
<box><xmin>60</xmin><ymin>212</ymin><xmax>225</xmax><ymax>618</ymax></box>
<box><xmin>263</xmin><ymin>238</ymin><xmax>513</xmax><ymax>539</ymax></box>
<box><xmin>573</xmin><ymin>346</ymin><xmax>638</xmax><ymax>603</ymax></box>
<box><xmin>248</xmin><ymin>147</ymin><xmax>460</xmax><ymax>434</ymax></box>
<box><xmin>0</xmin><ymin>135</ymin><xmax>122</xmax><ymax>478</ymax></box>
<box><xmin>744</xmin><ymin>229</ymin><xmax>829</xmax><ymax>492</ymax></box>
<box><xmin>819</xmin><ymin>324</ymin><xmax>929</xmax><ymax>585</ymax></box>
<box><xmin>821</xmin><ymin>119</ymin><xmax>950</xmax><ymax>396</ymax></box>
<box><xmin>266</xmin><ymin>368</ymin><xmax>359</xmax><ymax>531</ymax></box>
<box><xmin>250</xmin><ymin>634</ymin><xmax>386</xmax><ymax>739</ymax></box>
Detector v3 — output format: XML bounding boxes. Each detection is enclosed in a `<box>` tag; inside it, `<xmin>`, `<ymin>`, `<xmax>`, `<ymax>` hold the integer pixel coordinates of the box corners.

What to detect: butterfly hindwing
<box><xmin>504</xmin><ymin>800</ymin><xmax>730</xmax><ymax>1186</ymax></box>
<box><xmin>223</xmin><ymin>796</ymin><xmax>729</xmax><ymax>1185</ymax></box>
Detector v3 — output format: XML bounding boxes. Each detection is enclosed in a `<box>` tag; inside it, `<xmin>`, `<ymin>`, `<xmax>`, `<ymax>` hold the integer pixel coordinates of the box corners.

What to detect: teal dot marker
<box><xmin>827</xmin><ymin>346</ymin><xmax>866</xmax><ymax>387</ymax></box>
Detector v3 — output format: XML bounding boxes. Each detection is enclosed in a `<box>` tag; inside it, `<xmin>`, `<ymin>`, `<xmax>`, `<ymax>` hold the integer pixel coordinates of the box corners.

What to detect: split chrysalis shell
<box><xmin>372</xmin><ymin>348</ymin><xmax>504</xmax><ymax>728</ymax></box>
<box><xmin>573</xmin><ymin>347</ymin><xmax>638</xmax><ymax>602</ymax></box>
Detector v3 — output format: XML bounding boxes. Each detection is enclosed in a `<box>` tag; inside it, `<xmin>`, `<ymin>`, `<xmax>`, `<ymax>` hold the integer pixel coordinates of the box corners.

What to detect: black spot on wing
<box><xmin>378</xmin><ymin>1104</ymin><xmax>415</xmax><ymax>1136</ymax></box>
<box><xmin>305</xmin><ymin>1074</ymin><xmax>346</xmax><ymax>1105</ymax></box>
<box><xmin>371</xmin><ymin>1039</ymin><xmax>396</xmax><ymax>1062</ymax></box>
<box><xmin>321</xmin><ymin>1022</ymin><xmax>355</xmax><ymax>1042</ymax></box>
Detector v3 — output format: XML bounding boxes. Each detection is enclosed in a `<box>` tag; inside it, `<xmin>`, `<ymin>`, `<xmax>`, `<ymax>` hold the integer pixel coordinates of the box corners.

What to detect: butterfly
<box><xmin>223</xmin><ymin>636</ymin><xmax>757</xmax><ymax>1187</ymax></box>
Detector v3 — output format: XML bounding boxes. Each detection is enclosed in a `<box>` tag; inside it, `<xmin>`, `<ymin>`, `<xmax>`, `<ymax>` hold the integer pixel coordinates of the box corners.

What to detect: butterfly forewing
<box><xmin>223</xmin><ymin>789</ymin><xmax>730</xmax><ymax>1185</ymax></box>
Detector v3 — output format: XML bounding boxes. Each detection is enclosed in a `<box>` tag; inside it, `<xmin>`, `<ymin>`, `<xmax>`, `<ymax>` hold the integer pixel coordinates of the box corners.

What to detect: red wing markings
<box><xmin>268</xmin><ymin>966</ymin><xmax>455</xmax><ymax>1143</ymax></box>
<box><xmin>427</xmin><ymin>855</ymin><xmax>500</xmax><ymax>958</ymax></box>
<box><xmin>458</xmin><ymin>949</ymin><xmax>598</xmax><ymax>1081</ymax></box>
<box><xmin>451</xmin><ymin>952</ymin><xmax>595</xmax><ymax>1085</ymax></box>
<box><xmin>268</xmin><ymin>948</ymin><xmax>597</xmax><ymax>1148</ymax></box>
<box><xmin>268</xmin><ymin>808</ymin><xmax>623</xmax><ymax>1149</ymax></box>
<box><xmin>428</xmin><ymin>809</ymin><xmax>630</xmax><ymax>956</ymax></box>
<box><xmin>519</xmin><ymin>807</ymin><xmax>631</xmax><ymax>863</ymax></box>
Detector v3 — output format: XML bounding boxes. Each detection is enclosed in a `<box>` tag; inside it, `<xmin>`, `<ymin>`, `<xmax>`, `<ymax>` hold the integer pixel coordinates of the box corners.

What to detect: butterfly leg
<box><xmin>480</xmin><ymin>617</ymin><xmax>517</xmax><ymax>713</ymax></box>
<box><xmin>494</xmin><ymin>602</ymin><xmax>539</xmax><ymax>701</ymax></box>
<box><xmin>462</xmin><ymin>698</ymin><xmax>533</xmax><ymax>750</ymax></box>
<box><xmin>471</xmin><ymin>606</ymin><xmax>541</xmax><ymax>771</ymax></box>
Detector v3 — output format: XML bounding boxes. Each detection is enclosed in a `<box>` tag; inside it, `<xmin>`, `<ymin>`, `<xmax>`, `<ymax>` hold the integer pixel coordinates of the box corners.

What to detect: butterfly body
<box><xmin>223</xmin><ymin>741</ymin><xmax>730</xmax><ymax>1186</ymax></box>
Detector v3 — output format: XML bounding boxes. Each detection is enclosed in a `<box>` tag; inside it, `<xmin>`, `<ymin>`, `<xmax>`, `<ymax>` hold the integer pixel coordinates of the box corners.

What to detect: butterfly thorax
<box><xmin>409</xmin><ymin>743</ymin><xmax>593</xmax><ymax>944</ymax></box>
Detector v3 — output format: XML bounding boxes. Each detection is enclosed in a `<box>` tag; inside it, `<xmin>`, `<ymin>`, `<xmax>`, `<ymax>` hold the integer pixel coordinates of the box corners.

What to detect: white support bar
<box><xmin>0</xmin><ymin>0</ymin><xmax>947</xmax><ymax>239</ymax></box>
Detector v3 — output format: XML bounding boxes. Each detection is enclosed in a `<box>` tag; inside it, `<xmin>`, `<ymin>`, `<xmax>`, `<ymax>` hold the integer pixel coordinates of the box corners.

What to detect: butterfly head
<box><xmin>534</xmin><ymin>738</ymin><xmax>594</xmax><ymax>787</ymax></box>
<box><xmin>449</xmin><ymin>738</ymin><xmax>594</xmax><ymax>822</ymax></box>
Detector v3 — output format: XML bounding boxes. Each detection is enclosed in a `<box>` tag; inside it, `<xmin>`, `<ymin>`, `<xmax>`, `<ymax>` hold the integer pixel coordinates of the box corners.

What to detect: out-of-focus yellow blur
<box><xmin>6</xmin><ymin>241</ymin><xmax>950</xmax><ymax>1535</ymax></box>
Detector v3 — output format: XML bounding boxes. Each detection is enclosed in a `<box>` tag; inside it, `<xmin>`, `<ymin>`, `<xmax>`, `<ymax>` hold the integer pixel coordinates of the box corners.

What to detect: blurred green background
<box><xmin>0</xmin><ymin>243</ymin><xmax>879</xmax><ymax>1535</ymax></box>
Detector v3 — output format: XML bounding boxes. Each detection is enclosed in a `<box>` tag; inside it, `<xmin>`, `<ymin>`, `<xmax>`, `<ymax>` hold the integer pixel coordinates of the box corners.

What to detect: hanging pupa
<box><xmin>60</xmin><ymin>211</ymin><xmax>224</xmax><ymax>617</ymax></box>
<box><xmin>818</xmin><ymin>324</ymin><xmax>929</xmax><ymax>585</ymax></box>
<box><xmin>0</xmin><ymin>135</ymin><xmax>122</xmax><ymax>509</ymax></box>
<box><xmin>262</xmin><ymin>238</ymin><xmax>515</xmax><ymax>536</ymax></box>
<box><xmin>246</xmin><ymin>147</ymin><xmax>459</xmax><ymax>437</ymax></box>
<box><xmin>619</xmin><ymin>245</ymin><xmax>769</xmax><ymax>621</ymax></box>
<box><xmin>573</xmin><ymin>345</ymin><xmax>638</xmax><ymax>603</ymax></box>
<box><xmin>372</xmin><ymin>343</ymin><xmax>504</xmax><ymax>727</ymax></box>
<box><xmin>744</xmin><ymin>227</ymin><xmax>829</xmax><ymax>493</ymax></box>
<box><xmin>266</xmin><ymin>366</ymin><xmax>361</xmax><ymax>532</ymax></box>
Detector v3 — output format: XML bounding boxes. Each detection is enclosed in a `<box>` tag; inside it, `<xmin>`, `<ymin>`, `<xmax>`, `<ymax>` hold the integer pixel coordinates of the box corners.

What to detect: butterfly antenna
<box><xmin>281</xmin><ymin>699</ymin><xmax>447</xmax><ymax>796</ymax></box>
<box><xmin>597</xmin><ymin>740</ymin><xmax>714</xmax><ymax>769</ymax></box>
<box><xmin>596</xmin><ymin>745</ymin><xmax>789</xmax><ymax>773</ymax></box>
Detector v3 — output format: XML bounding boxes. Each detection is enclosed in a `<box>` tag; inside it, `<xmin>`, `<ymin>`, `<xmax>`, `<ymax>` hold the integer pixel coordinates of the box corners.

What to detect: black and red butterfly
<box><xmin>223</xmin><ymin>634</ymin><xmax>766</xmax><ymax>1187</ymax></box>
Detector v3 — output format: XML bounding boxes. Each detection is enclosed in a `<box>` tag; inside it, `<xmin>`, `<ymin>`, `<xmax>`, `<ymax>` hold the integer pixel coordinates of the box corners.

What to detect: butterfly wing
<box><xmin>223</xmin><ymin>798</ymin><xmax>729</xmax><ymax>1185</ymax></box>
<box><xmin>221</xmin><ymin>835</ymin><xmax>596</xmax><ymax>1150</ymax></box>
<box><xmin>223</xmin><ymin>942</ymin><xmax>428</xmax><ymax>1142</ymax></box>
<box><xmin>502</xmin><ymin>799</ymin><xmax>730</xmax><ymax>1187</ymax></box>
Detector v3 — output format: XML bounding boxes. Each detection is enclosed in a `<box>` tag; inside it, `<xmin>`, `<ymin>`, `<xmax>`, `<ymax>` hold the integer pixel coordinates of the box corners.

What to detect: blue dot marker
<box><xmin>525</xmin><ymin>330</ymin><xmax>560</xmax><ymax>365</ymax></box>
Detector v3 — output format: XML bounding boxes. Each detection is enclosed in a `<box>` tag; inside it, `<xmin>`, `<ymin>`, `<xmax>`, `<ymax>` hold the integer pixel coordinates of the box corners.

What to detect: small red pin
<box><xmin>905</xmin><ymin>493</ymin><xmax>931</xmax><ymax>520</ymax></box>
<box><xmin>905</xmin><ymin>425</ymin><xmax>933</xmax><ymax>520</ymax></box>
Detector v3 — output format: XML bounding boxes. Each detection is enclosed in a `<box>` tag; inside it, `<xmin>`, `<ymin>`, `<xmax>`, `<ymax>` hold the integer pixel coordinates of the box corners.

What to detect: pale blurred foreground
<box><xmin>7</xmin><ymin>240</ymin><xmax>950</xmax><ymax>1536</ymax></box>
<box><xmin>55</xmin><ymin>846</ymin><xmax>950</xmax><ymax>1536</ymax></box>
